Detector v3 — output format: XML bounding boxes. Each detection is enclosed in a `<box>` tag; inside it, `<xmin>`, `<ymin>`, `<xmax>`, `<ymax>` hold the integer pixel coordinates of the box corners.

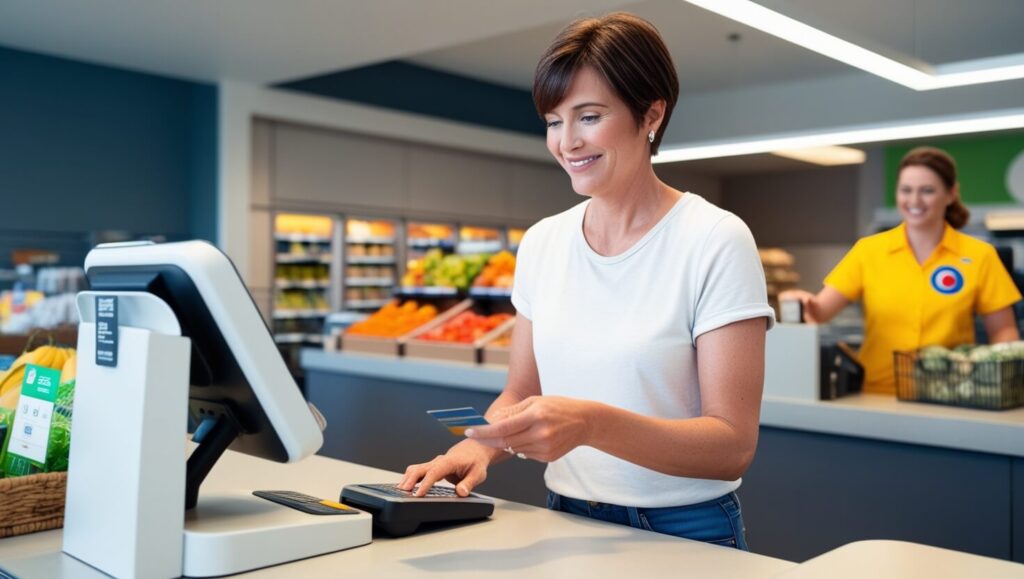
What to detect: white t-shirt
<box><xmin>511</xmin><ymin>193</ymin><xmax>775</xmax><ymax>508</ymax></box>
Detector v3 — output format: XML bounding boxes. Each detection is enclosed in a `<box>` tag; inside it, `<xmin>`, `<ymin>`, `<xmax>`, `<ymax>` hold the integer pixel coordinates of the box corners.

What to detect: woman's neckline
<box><xmin>577</xmin><ymin>192</ymin><xmax>692</xmax><ymax>264</ymax></box>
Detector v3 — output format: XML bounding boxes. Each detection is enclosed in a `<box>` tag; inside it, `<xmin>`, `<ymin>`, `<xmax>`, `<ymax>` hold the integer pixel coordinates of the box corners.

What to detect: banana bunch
<box><xmin>0</xmin><ymin>345</ymin><xmax>76</xmax><ymax>397</ymax></box>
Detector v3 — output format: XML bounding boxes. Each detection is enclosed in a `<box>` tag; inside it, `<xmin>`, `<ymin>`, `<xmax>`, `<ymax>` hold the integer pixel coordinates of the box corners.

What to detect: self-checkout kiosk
<box><xmin>63</xmin><ymin>241</ymin><xmax>371</xmax><ymax>578</ymax></box>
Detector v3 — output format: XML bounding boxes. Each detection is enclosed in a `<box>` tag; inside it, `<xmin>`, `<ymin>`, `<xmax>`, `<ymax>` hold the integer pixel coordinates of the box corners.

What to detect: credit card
<box><xmin>427</xmin><ymin>407</ymin><xmax>489</xmax><ymax>436</ymax></box>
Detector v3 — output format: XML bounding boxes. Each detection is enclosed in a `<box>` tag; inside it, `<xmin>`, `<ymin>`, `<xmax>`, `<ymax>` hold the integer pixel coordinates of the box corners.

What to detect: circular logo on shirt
<box><xmin>931</xmin><ymin>266</ymin><xmax>964</xmax><ymax>295</ymax></box>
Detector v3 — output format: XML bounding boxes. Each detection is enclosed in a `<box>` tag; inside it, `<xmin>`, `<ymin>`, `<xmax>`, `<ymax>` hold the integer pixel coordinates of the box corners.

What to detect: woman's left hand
<box><xmin>465</xmin><ymin>396</ymin><xmax>596</xmax><ymax>462</ymax></box>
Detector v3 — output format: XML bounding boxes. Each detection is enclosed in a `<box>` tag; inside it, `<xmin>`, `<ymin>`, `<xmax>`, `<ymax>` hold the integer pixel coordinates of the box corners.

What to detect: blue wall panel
<box><xmin>0</xmin><ymin>46</ymin><xmax>217</xmax><ymax>265</ymax></box>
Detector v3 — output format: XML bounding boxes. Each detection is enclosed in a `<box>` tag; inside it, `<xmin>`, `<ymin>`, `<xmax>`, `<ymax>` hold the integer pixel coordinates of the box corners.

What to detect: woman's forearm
<box><xmin>586</xmin><ymin>402</ymin><xmax>756</xmax><ymax>481</ymax></box>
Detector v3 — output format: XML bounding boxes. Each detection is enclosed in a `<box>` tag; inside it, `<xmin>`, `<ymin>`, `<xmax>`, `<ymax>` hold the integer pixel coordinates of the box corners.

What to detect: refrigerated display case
<box><xmin>457</xmin><ymin>225</ymin><xmax>502</xmax><ymax>255</ymax></box>
<box><xmin>273</xmin><ymin>213</ymin><xmax>334</xmax><ymax>347</ymax></box>
<box><xmin>343</xmin><ymin>217</ymin><xmax>398</xmax><ymax>310</ymax></box>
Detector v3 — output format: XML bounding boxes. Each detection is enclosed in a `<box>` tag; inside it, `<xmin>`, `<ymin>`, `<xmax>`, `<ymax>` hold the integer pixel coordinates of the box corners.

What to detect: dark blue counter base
<box><xmin>742</xmin><ymin>427</ymin><xmax>1021</xmax><ymax>562</ymax></box>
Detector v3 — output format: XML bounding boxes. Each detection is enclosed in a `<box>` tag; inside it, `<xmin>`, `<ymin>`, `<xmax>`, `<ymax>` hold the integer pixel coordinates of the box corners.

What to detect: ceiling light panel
<box><xmin>654</xmin><ymin>108</ymin><xmax>1024</xmax><ymax>163</ymax></box>
<box><xmin>772</xmin><ymin>146</ymin><xmax>866</xmax><ymax>166</ymax></box>
<box><xmin>682</xmin><ymin>0</ymin><xmax>1024</xmax><ymax>90</ymax></box>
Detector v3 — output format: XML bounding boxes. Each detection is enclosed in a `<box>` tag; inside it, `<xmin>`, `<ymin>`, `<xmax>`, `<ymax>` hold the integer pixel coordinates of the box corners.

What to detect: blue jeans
<box><xmin>546</xmin><ymin>490</ymin><xmax>749</xmax><ymax>550</ymax></box>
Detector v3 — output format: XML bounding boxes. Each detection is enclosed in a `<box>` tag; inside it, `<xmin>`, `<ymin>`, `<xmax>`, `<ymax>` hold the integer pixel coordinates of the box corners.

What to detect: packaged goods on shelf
<box><xmin>272</xmin><ymin>213</ymin><xmax>335</xmax><ymax>356</ymax></box>
<box><xmin>457</xmin><ymin>226</ymin><xmax>502</xmax><ymax>255</ymax></box>
<box><xmin>274</xmin><ymin>214</ymin><xmax>333</xmax><ymax>238</ymax></box>
<box><xmin>343</xmin><ymin>219</ymin><xmax>398</xmax><ymax>310</ymax></box>
<box><xmin>758</xmin><ymin>248</ymin><xmax>799</xmax><ymax>317</ymax></box>
<box><xmin>507</xmin><ymin>228</ymin><xmax>525</xmax><ymax>252</ymax></box>
<box><xmin>274</xmin><ymin>289</ymin><xmax>329</xmax><ymax>313</ymax></box>
<box><xmin>407</xmin><ymin>223</ymin><xmax>457</xmax><ymax>260</ymax></box>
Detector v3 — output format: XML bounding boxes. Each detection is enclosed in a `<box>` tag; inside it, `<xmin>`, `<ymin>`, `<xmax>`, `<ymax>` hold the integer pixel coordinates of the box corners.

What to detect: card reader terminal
<box><xmin>340</xmin><ymin>483</ymin><xmax>494</xmax><ymax>537</ymax></box>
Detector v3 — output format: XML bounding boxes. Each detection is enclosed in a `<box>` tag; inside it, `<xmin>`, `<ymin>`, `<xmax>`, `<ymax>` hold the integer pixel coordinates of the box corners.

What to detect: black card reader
<box><xmin>340</xmin><ymin>483</ymin><xmax>494</xmax><ymax>537</ymax></box>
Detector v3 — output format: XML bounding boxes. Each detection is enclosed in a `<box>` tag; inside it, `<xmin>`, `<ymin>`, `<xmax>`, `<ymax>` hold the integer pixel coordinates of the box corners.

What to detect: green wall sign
<box><xmin>884</xmin><ymin>134</ymin><xmax>1024</xmax><ymax>206</ymax></box>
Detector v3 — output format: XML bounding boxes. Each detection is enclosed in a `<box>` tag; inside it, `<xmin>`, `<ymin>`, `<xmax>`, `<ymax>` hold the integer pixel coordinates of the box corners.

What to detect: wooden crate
<box><xmin>406</xmin><ymin>310</ymin><xmax>515</xmax><ymax>365</ymax></box>
<box><xmin>340</xmin><ymin>299</ymin><xmax>472</xmax><ymax>357</ymax></box>
<box><xmin>480</xmin><ymin>318</ymin><xmax>515</xmax><ymax>366</ymax></box>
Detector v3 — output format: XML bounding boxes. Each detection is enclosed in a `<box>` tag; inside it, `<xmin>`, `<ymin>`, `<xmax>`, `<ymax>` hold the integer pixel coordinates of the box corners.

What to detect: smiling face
<box><xmin>543</xmin><ymin>66</ymin><xmax>659</xmax><ymax>198</ymax></box>
<box><xmin>896</xmin><ymin>165</ymin><xmax>957</xmax><ymax>229</ymax></box>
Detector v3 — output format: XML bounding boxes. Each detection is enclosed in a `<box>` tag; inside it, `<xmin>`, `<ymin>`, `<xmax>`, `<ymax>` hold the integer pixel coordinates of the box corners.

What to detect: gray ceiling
<box><xmin>2</xmin><ymin>0</ymin><xmax>1022</xmax><ymax>176</ymax></box>
<box><xmin>3</xmin><ymin>0</ymin><xmax>1023</xmax><ymax>93</ymax></box>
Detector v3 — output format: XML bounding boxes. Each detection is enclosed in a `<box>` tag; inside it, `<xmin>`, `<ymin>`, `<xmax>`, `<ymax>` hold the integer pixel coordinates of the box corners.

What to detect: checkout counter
<box><xmin>2</xmin><ymin>448</ymin><xmax>1022</xmax><ymax>578</ymax></box>
<box><xmin>299</xmin><ymin>323</ymin><xmax>1024</xmax><ymax>564</ymax></box>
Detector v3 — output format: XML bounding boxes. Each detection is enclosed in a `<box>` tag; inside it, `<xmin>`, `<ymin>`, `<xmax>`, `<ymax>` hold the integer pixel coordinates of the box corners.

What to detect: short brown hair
<box><xmin>532</xmin><ymin>12</ymin><xmax>679</xmax><ymax>155</ymax></box>
<box><xmin>898</xmin><ymin>146</ymin><xmax>970</xmax><ymax>229</ymax></box>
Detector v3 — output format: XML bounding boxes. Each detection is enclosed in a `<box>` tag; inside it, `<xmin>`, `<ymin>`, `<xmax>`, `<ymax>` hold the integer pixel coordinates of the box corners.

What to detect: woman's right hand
<box><xmin>778</xmin><ymin>289</ymin><xmax>818</xmax><ymax>323</ymax></box>
<box><xmin>397</xmin><ymin>438</ymin><xmax>494</xmax><ymax>497</ymax></box>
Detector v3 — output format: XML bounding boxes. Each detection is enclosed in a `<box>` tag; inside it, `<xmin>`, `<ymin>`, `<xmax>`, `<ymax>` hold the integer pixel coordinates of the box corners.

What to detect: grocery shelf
<box><xmin>345</xmin><ymin>278</ymin><xmax>395</xmax><ymax>287</ymax></box>
<box><xmin>275</xmin><ymin>280</ymin><xmax>330</xmax><ymax>289</ymax></box>
<box><xmin>346</xmin><ymin>256</ymin><xmax>397</xmax><ymax>265</ymax></box>
<box><xmin>408</xmin><ymin>238</ymin><xmax>456</xmax><ymax>249</ymax></box>
<box><xmin>346</xmin><ymin>236</ymin><xmax>395</xmax><ymax>244</ymax></box>
<box><xmin>345</xmin><ymin>299</ymin><xmax>392</xmax><ymax>309</ymax></box>
<box><xmin>272</xmin><ymin>309</ymin><xmax>330</xmax><ymax>319</ymax></box>
<box><xmin>274</xmin><ymin>233</ymin><xmax>332</xmax><ymax>243</ymax></box>
<box><xmin>468</xmin><ymin>287</ymin><xmax>513</xmax><ymax>298</ymax></box>
<box><xmin>395</xmin><ymin>286</ymin><xmax>459</xmax><ymax>297</ymax></box>
<box><xmin>457</xmin><ymin>240</ymin><xmax>503</xmax><ymax>254</ymax></box>
<box><xmin>273</xmin><ymin>333</ymin><xmax>325</xmax><ymax>345</ymax></box>
<box><xmin>276</xmin><ymin>254</ymin><xmax>333</xmax><ymax>264</ymax></box>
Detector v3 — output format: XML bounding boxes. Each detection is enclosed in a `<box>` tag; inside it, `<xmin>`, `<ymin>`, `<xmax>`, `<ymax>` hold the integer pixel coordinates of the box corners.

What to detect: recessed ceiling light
<box><xmin>772</xmin><ymin>145</ymin><xmax>866</xmax><ymax>166</ymax></box>
<box><xmin>682</xmin><ymin>0</ymin><xmax>1024</xmax><ymax>90</ymax></box>
<box><xmin>653</xmin><ymin>108</ymin><xmax>1024</xmax><ymax>163</ymax></box>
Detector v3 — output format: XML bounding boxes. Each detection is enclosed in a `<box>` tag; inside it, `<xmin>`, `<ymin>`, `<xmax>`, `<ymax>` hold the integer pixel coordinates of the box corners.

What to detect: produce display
<box><xmin>418</xmin><ymin>312</ymin><xmax>512</xmax><ymax>344</ymax></box>
<box><xmin>0</xmin><ymin>344</ymin><xmax>76</xmax><ymax>477</ymax></box>
<box><xmin>401</xmin><ymin>249</ymin><xmax>489</xmax><ymax>291</ymax></box>
<box><xmin>472</xmin><ymin>251</ymin><xmax>515</xmax><ymax>289</ymax></box>
<box><xmin>345</xmin><ymin>300</ymin><xmax>438</xmax><ymax>337</ymax></box>
<box><xmin>902</xmin><ymin>342</ymin><xmax>1024</xmax><ymax>408</ymax></box>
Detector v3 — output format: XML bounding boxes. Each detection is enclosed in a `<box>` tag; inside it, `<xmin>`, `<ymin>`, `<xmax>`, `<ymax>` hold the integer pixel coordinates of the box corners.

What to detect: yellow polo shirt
<box><xmin>825</xmin><ymin>224</ymin><xmax>1021</xmax><ymax>394</ymax></box>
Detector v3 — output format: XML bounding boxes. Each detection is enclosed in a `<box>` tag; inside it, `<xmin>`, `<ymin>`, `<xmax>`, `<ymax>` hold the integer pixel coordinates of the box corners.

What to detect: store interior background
<box><xmin>4</xmin><ymin>0</ymin><xmax>1023</xmax><ymax>284</ymax></box>
<box><xmin>3</xmin><ymin>0</ymin><xmax>1024</xmax><ymax>564</ymax></box>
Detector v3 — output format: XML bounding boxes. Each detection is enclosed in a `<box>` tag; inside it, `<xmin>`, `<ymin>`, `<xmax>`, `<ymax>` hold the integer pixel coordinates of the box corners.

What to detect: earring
<box><xmin>648</xmin><ymin>130</ymin><xmax>656</xmax><ymax>143</ymax></box>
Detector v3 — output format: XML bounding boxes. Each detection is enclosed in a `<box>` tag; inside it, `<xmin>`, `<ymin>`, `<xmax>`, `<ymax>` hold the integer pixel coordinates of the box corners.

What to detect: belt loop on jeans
<box><xmin>626</xmin><ymin>506</ymin><xmax>644</xmax><ymax>529</ymax></box>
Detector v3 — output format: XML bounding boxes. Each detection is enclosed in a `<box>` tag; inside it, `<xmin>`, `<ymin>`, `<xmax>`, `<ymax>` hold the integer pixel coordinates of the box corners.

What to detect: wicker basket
<box><xmin>0</xmin><ymin>471</ymin><xmax>67</xmax><ymax>538</ymax></box>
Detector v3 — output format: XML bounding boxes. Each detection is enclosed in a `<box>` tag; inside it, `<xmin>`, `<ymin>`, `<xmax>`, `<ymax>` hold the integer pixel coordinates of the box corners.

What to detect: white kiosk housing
<box><xmin>63</xmin><ymin>241</ymin><xmax>371</xmax><ymax>578</ymax></box>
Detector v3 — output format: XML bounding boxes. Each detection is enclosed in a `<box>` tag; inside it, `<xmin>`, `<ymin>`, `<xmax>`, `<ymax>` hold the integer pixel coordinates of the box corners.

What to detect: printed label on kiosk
<box><xmin>95</xmin><ymin>295</ymin><xmax>118</xmax><ymax>367</ymax></box>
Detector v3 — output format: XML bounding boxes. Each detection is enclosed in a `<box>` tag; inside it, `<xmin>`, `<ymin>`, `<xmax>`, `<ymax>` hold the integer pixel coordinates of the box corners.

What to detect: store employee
<box><xmin>782</xmin><ymin>147</ymin><xmax>1022</xmax><ymax>394</ymax></box>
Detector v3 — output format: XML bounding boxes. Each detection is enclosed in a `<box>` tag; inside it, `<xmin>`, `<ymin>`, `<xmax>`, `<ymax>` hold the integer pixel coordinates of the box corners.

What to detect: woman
<box><xmin>781</xmin><ymin>147</ymin><xmax>1021</xmax><ymax>394</ymax></box>
<box><xmin>399</xmin><ymin>12</ymin><xmax>774</xmax><ymax>549</ymax></box>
